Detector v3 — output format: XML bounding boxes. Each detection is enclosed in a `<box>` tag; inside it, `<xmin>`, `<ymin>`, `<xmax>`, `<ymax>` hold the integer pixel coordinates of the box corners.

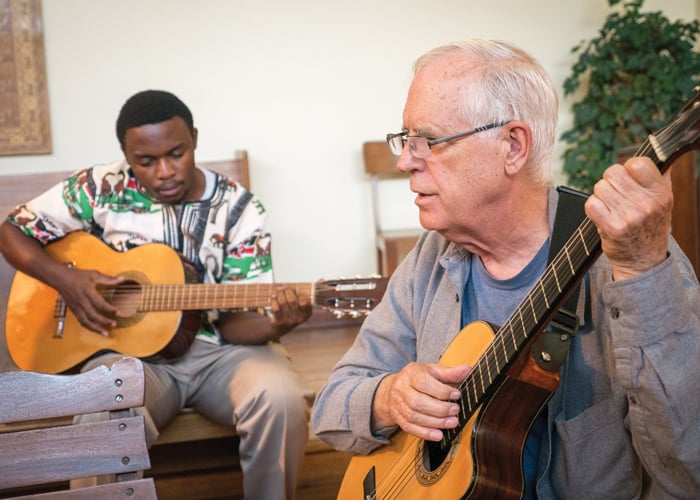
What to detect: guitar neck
<box><xmin>137</xmin><ymin>282</ymin><xmax>315</xmax><ymax>311</ymax></box>
<box><xmin>462</xmin><ymin>218</ymin><xmax>601</xmax><ymax>412</ymax></box>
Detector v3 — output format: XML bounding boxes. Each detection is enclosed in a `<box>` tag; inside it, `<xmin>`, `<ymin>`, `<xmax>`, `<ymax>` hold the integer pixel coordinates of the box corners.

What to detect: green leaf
<box><xmin>559</xmin><ymin>0</ymin><xmax>700</xmax><ymax>191</ymax></box>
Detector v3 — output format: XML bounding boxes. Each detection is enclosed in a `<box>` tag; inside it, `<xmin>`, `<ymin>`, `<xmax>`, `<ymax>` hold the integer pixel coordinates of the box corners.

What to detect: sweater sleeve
<box><xmin>602</xmin><ymin>239</ymin><xmax>700</xmax><ymax>494</ymax></box>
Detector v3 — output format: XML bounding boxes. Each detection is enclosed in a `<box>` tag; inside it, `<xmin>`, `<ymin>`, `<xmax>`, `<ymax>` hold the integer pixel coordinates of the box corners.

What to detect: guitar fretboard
<box><xmin>445</xmin><ymin>217</ymin><xmax>601</xmax><ymax>444</ymax></box>
<box><xmin>446</xmin><ymin>218</ymin><xmax>600</xmax><ymax>440</ymax></box>
<box><xmin>137</xmin><ymin>282</ymin><xmax>316</xmax><ymax>310</ymax></box>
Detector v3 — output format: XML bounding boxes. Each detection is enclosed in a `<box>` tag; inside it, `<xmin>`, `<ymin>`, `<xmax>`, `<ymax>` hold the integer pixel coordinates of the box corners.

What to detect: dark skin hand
<box><xmin>218</xmin><ymin>288</ymin><xmax>313</xmax><ymax>344</ymax></box>
<box><xmin>0</xmin><ymin>222</ymin><xmax>124</xmax><ymax>335</ymax></box>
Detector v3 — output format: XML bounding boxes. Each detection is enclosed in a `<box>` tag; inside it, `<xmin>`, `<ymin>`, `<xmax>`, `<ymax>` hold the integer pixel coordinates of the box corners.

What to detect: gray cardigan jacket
<box><xmin>312</xmin><ymin>190</ymin><xmax>700</xmax><ymax>499</ymax></box>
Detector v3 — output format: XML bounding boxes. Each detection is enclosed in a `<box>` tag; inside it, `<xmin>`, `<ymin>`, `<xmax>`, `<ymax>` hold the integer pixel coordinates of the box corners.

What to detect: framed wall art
<box><xmin>0</xmin><ymin>0</ymin><xmax>51</xmax><ymax>156</ymax></box>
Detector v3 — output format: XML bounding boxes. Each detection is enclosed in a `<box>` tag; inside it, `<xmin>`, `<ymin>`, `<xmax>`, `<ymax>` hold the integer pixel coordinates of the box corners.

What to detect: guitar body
<box><xmin>338</xmin><ymin>320</ymin><xmax>552</xmax><ymax>499</ymax></box>
<box><xmin>466</xmin><ymin>376</ymin><xmax>551</xmax><ymax>499</ymax></box>
<box><xmin>6</xmin><ymin>232</ymin><xmax>192</xmax><ymax>373</ymax></box>
<box><xmin>6</xmin><ymin>232</ymin><xmax>387</xmax><ymax>374</ymax></box>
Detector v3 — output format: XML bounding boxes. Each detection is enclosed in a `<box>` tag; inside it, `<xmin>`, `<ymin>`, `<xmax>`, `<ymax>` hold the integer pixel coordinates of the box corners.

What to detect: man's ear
<box><xmin>503</xmin><ymin>122</ymin><xmax>531</xmax><ymax>175</ymax></box>
<box><xmin>192</xmin><ymin>127</ymin><xmax>199</xmax><ymax>149</ymax></box>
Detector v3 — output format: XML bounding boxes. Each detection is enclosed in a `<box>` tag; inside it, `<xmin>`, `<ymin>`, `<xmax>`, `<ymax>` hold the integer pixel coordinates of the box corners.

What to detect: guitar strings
<box><xmin>370</xmin><ymin>436</ymin><xmax>448</xmax><ymax>499</ymax></box>
<box><xmin>458</xmin><ymin>217</ymin><xmax>600</xmax><ymax>404</ymax></box>
<box><xmin>54</xmin><ymin>283</ymin><xmax>318</xmax><ymax>311</ymax></box>
<box><xmin>53</xmin><ymin>280</ymin><xmax>382</xmax><ymax>312</ymax></box>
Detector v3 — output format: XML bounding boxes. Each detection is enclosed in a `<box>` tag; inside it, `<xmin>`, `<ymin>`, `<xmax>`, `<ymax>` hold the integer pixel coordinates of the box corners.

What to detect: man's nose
<box><xmin>156</xmin><ymin>158</ymin><xmax>175</xmax><ymax>177</ymax></box>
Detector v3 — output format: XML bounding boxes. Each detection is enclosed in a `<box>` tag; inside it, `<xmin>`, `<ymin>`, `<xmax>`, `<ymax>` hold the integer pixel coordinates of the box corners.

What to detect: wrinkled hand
<box><xmin>56</xmin><ymin>268</ymin><xmax>124</xmax><ymax>336</ymax></box>
<box><xmin>373</xmin><ymin>362</ymin><xmax>471</xmax><ymax>442</ymax></box>
<box><xmin>268</xmin><ymin>287</ymin><xmax>313</xmax><ymax>335</ymax></box>
<box><xmin>585</xmin><ymin>156</ymin><xmax>673</xmax><ymax>280</ymax></box>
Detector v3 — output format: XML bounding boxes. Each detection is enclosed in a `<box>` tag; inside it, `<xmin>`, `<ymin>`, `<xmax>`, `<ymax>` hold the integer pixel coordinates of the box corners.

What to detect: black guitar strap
<box><xmin>532</xmin><ymin>186</ymin><xmax>589</xmax><ymax>372</ymax></box>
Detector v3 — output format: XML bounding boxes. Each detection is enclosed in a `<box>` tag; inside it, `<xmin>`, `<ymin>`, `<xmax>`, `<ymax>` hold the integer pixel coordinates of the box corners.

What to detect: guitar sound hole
<box><xmin>422</xmin><ymin>440</ymin><xmax>451</xmax><ymax>472</ymax></box>
<box><xmin>103</xmin><ymin>279</ymin><xmax>142</xmax><ymax>317</ymax></box>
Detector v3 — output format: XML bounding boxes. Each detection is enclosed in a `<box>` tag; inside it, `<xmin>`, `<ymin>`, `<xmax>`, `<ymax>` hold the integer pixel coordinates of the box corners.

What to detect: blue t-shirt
<box><xmin>461</xmin><ymin>241</ymin><xmax>549</xmax><ymax>498</ymax></box>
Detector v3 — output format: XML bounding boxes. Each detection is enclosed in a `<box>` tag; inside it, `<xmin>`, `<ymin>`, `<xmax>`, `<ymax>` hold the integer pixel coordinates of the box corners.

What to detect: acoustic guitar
<box><xmin>6</xmin><ymin>232</ymin><xmax>388</xmax><ymax>374</ymax></box>
<box><xmin>339</xmin><ymin>91</ymin><xmax>700</xmax><ymax>499</ymax></box>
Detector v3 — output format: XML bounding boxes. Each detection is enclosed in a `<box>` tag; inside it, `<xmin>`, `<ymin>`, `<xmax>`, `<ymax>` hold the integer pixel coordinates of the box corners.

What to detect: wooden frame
<box><xmin>0</xmin><ymin>0</ymin><xmax>51</xmax><ymax>156</ymax></box>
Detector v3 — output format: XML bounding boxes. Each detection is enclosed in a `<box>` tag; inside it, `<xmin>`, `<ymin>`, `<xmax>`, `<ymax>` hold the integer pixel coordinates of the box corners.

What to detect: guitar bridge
<box><xmin>53</xmin><ymin>297</ymin><xmax>66</xmax><ymax>339</ymax></box>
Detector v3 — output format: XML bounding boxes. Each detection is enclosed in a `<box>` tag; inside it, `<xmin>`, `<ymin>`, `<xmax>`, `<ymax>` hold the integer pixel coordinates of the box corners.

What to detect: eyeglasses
<box><xmin>386</xmin><ymin>121</ymin><xmax>510</xmax><ymax>159</ymax></box>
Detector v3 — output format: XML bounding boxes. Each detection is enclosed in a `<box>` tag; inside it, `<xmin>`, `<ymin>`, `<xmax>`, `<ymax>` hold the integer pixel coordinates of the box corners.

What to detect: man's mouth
<box><xmin>157</xmin><ymin>183</ymin><xmax>181</xmax><ymax>198</ymax></box>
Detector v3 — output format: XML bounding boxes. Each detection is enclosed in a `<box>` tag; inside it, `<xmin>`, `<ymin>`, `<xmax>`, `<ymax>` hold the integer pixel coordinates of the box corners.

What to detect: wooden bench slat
<box><xmin>0</xmin><ymin>357</ymin><xmax>144</xmax><ymax>424</ymax></box>
<box><xmin>155</xmin><ymin>410</ymin><xmax>235</xmax><ymax>445</ymax></box>
<box><xmin>7</xmin><ymin>478</ymin><xmax>157</xmax><ymax>499</ymax></box>
<box><xmin>0</xmin><ymin>416</ymin><xmax>150</xmax><ymax>489</ymax></box>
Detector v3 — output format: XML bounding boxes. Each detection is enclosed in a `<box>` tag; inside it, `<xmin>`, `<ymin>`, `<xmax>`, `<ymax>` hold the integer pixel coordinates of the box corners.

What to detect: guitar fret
<box><xmin>203</xmin><ymin>282</ymin><xmax>210</xmax><ymax>309</ymax></box>
<box><xmin>484</xmin><ymin>351</ymin><xmax>492</xmax><ymax>387</ymax></box>
<box><xmin>175</xmin><ymin>284</ymin><xmax>183</xmax><ymax>309</ymax></box>
<box><xmin>578</xmin><ymin>226</ymin><xmax>590</xmax><ymax>255</ymax></box>
<box><xmin>170</xmin><ymin>284</ymin><xmax>178</xmax><ymax>309</ymax></box>
<box><xmin>467</xmin><ymin>387</ymin><xmax>476</xmax><ymax>414</ymax></box>
<box><xmin>470</xmin><ymin>378</ymin><xmax>479</xmax><ymax>405</ymax></box>
<box><xmin>539</xmin><ymin>281</ymin><xmax>550</xmax><ymax>309</ymax></box>
<box><xmin>564</xmin><ymin>246</ymin><xmax>575</xmax><ymax>274</ymax></box>
<box><xmin>476</xmin><ymin>365</ymin><xmax>484</xmax><ymax>394</ymax></box>
<box><xmin>171</xmin><ymin>283</ymin><xmax>179</xmax><ymax>309</ymax></box>
<box><xmin>461</xmin><ymin>388</ymin><xmax>472</xmax><ymax>418</ymax></box>
<box><xmin>528</xmin><ymin>294</ymin><xmax>537</xmax><ymax>325</ymax></box>
<box><xmin>158</xmin><ymin>284</ymin><xmax>166</xmax><ymax>309</ymax></box>
<box><xmin>552</xmin><ymin>266</ymin><xmax>562</xmax><ymax>293</ymax></box>
<box><xmin>140</xmin><ymin>285</ymin><xmax>148</xmax><ymax>310</ymax></box>
<box><xmin>515</xmin><ymin>310</ymin><xmax>523</xmax><ymax>350</ymax></box>
<box><xmin>198</xmin><ymin>285</ymin><xmax>203</xmax><ymax>308</ymax></box>
<box><xmin>153</xmin><ymin>285</ymin><xmax>161</xmax><ymax>310</ymax></box>
<box><xmin>498</xmin><ymin>331</ymin><xmax>508</xmax><ymax>364</ymax></box>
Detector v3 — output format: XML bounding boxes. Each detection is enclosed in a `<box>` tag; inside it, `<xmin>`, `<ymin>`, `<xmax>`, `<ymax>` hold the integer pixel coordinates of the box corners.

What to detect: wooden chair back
<box><xmin>362</xmin><ymin>141</ymin><xmax>423</xmax><ymax>276</ymax></box>
<box><xmin>0</xmin><ymin>356</ymin><xmax>156</xmax><ymax>498</ymax></box>
<box><xmin>201</xmin><ymin>149</ymin><xmax>251</xmax><ymax>189</ymax></box>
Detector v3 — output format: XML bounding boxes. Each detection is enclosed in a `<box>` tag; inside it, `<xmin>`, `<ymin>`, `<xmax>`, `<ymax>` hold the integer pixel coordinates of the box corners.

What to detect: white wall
<box><xmin>1</xmin><ymin>0</ymin><xmax>695</xmax><ymax>282</ymax></box>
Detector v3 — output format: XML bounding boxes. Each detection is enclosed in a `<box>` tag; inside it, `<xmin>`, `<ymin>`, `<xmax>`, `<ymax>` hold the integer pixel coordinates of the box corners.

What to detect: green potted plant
<box><xmin>560</xmin><ymin>0</ymin><xmax>700</xmax><ymax>192</ymax></box>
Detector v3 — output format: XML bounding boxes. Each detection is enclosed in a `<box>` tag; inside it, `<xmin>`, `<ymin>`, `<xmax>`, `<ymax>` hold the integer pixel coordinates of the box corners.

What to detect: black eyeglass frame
<box><xmin>386</xmin><ymin>120</ymin><xmax>511</xmax><ymax>156</ymax></box>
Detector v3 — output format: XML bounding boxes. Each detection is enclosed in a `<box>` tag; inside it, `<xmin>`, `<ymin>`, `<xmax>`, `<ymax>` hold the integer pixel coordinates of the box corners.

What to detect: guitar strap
<box><xmin>532</xmin><ymin>185</ymin><xmax>589</xmax><ymax>372</ymax></box>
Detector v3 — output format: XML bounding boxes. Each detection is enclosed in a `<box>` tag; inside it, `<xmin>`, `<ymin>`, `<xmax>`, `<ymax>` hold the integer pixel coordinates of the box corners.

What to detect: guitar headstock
<box><xmin>315</xmin><ymin>276</ymin><xmax>388</xmax><ymax>318</ymax></box>
<box><xmin>650</xmin><ymin>87</ymin><xmax>700</xmax><ymax>170</ymax></box>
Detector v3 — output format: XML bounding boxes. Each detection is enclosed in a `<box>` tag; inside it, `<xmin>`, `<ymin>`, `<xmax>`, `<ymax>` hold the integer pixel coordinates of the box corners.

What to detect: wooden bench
<box><xmin>0</xmin><ymin>156</ymin><xmax>362</xmax><ymax>498</ymax></box>
<box><xmin>0</xmin><ymin>356</ymin><xmax>156</xmax><ymax>499</ymax></box>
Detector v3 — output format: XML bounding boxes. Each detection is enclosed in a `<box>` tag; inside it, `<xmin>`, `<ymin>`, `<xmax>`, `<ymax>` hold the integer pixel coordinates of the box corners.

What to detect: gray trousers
<box><xmin>77</xmin><ymin>338</ymin><xmax>309</xmax><ymax>500</ymax></box>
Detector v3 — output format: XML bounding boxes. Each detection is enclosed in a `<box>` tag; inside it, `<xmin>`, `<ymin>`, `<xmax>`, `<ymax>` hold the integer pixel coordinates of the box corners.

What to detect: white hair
<box><xmin>414</xmin><ymin>39</ymin><xmax>558</xmax><ymax>186</ymax></box>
